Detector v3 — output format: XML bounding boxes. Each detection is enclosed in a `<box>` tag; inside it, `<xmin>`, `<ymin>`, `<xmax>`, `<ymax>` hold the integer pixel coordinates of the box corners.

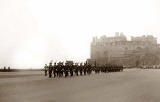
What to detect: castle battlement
<box><xmin>90</xmin><ymin>32</ymin><xmax>160</xmax><ymax>67</ymax></box>
<box><xmin>92</xmin><ymin>33</ymin><xmax>158</xmax><ymax>47</ymax></box>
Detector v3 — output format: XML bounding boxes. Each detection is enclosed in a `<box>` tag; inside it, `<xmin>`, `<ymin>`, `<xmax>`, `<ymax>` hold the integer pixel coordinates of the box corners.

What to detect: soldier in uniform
<box><xmin>95</xmin><ymin>66</ymin><xmax>97</xmax><ymax>74</ymax></box>
<box><xmin>75</xmin><ymin>63</ymin><xmax>79</xmax><ymax>76</ymax></box>
<box><xmin>83</xmin><ymin>63</ymin><xmax>87</xmax><ymax>75</ymax></box>
<box><xmin>87</xmin><ymin>64</ymin><xmax>92</xmax><ymax>75</ymax></box>
<box><xmin>4</xmin><ymin>66</ymin><xmax>6</xmax><ymax>71</ymax></box>
<box><xmin>48</xmin><ymin>62</ymin><xmax>53</xmax><ymax>78</ymax></box>
<box><xmin>79</xmin><ymin>63</ymin><xmax>83</xmax><ymax>75</ymax></box>
<box><xmin>104</xmin><ymin>65</ymin><xmax>107</xmax><ymax>73</ymax></box>
<box><xmin>56</xmin><ymin>62</ymin><xmax>60</xmax><ymax>77</ymax></box>
<box><xmin>8</xmin><ymin>66</ymin><xmax>11</xmax><ymax>71</ymax></box>
<box><xmin>57</xmin><ymin>62</ymin><xmax>62</xmax><ymax>77</ymax></box>
<box><xmin>60</xmin><ymin>62</ymin><xmax>64</xmax><ymax>77</ymax></box>
<box><xmin>64</xmin><ymin>62</ymin><xmax>69</xmax><ymax>77</ymax></box>
<box><xmin>44</xmin><ymin>64</ymin><xmax>48</xmax><ymax>76</ymax></box>
<box><xmin>53</xmin><ymin>63</ymin><xmax>57</xmax><ymax>78</ymax></box>
<box><xmin>69</xmin><ymin>64</ymin><xmax>73</xmax><ymax>76</ymax></box>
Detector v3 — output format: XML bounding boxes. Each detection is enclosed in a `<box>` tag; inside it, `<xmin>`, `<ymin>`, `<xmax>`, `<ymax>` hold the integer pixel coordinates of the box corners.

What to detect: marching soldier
<box><xmin>64</xmin><ymin>62</ymin><xmax>69</xmax><ymax>77</ymax></box>
<box><xmin>56</xmin><ymin>62</ymin><xmax>60</xmax><ymax>77</ymax></box>
<box><xmin>83</xmin><ymin>63</ymin><xmax>87</xmax><ymax>75</ymax></box>
<box><xmin>44</xmin><ymin>64</ymin><xmax>48</xmax><ymax>76</ymax></box>
<box><xmin>75</xmin><ymin>63</ymin><xmax>79</xmax><ymax>76</ymax></box>
<box><xmin>87</xmin><ymin>64</ymin><xmax>92</xmax><ymax>75</ymax></box>
<box><xmin>4</xmin><ymin>66</ymin><xmax>6</xmax><ymax>71</ymax></box>
<box><xmin>60</xmin><ymin>62</ymin><xmax>64</xmax><ymax>77</ymax></box>
<box><xmin>48</xmin><ymin>62</ymin><xmax>53</xmax><ymax>78</ymax></box>
<box><xmin>57</xmin><ymin>62</ymin><xmax>61</xmax><ymax>77</ymax></box>
<box><xmin>79</xmin><ymin>63</ymin><xmax>83</xmax><ymax>75</ymax></box>
<box><xmin>8</xmin><ymin>66</ymin><xmax>11</xmax><ymax>71</ymax></box>
<box><xmin>69</xmin><ymin>64</ymin><xmax>73</xmax><ymax>76</ymax></box>
<box><xmin>53</xmin><ymin>63</ymin><xmax>57</xmax><ymax>78</ymax></box>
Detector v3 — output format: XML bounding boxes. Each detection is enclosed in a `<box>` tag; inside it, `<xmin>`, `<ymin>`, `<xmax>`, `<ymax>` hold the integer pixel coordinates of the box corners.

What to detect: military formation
<box><xmin>44</xmin><ymin>61</ymin><xmax>123</xmax><ymax>78</ymax></box>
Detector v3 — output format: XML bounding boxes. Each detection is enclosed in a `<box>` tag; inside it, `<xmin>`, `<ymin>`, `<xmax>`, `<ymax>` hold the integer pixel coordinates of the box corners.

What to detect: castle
<box><xmin>90</xmin><ymin>32</ymin><xmax>160</xmax><ymax>67</ymax></box>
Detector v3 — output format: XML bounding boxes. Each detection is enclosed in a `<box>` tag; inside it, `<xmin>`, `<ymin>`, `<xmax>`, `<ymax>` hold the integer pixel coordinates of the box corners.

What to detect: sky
<box><xmin>0</xmin><ymin>0</ymin><xmax>160</xmax><ymax>68</ymax></box>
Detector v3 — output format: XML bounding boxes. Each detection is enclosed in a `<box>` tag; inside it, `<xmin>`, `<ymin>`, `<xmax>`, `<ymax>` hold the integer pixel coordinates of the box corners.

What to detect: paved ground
<box><xmin>0</xmin><ymin>69</ymin><xmax>160</xmax><ymax>102</ymax></box>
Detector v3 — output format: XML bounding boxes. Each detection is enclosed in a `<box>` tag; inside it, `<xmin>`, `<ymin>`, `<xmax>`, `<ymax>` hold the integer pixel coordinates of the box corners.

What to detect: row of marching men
<box><xmin>44</xmin><ymin>61</ymin><xmax>92</xmax><ymax>78</ymax></box>
<box><xmin>44</xmin><ymin>61</ymin><xmax>123</xmax><ymax>78</ymax></box>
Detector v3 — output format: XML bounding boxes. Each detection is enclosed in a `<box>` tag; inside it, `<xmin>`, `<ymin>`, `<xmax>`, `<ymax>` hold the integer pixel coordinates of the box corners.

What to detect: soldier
<box><xmin>96</xmin><ymin>66</ymin><xmax>99</xmax><ymax>74</ymax></box>
<box><xmin>79</xmin><ymin>63</ymin><xmax>83</xmax><ymax>75</ymax></box>
<box><xmin>53</xmin><ymin>63</ymin><xmax>57</xmax><ymax>78</ymax></box>
<box><xmin>95</xmin><ymin>66</ymin><xmax>97</xmax><ymax>74</ymax></box>
<box><xmin>48</xmin><ymin>62</ymin><xmax>53</xmax><ymax>78</ymax></box>
<box><xmin>4</xmin><ymin>66</ymin><xmax>6</xmax><ymax>71</ymax></box>
<box><xmin>104</xmin><ymin>65</ymin><xmax>107</xmax><ymax>73</ymax></box>
<box><xmin>107</xmin><ymin>65</ymin><xmax>110</xmax><ymax>72</ymax></box>
<box><xmin>83</xmin><ymin>63</ymin><xmax>87</xmax><ymax>75</ymax></box>
<box><xmin>57</xmin><ymin>62</ymin><xmax>61</xmax><ymax>77</ymax></box>
<box><xmin>64</xmin><ymin>62</ymin><xmax>69</xmax><ymax>77</ymax></box>
<box><xmin>60</xmin><ymin>62</ymin><xmax>64</xmax><ymax>77</ymax></box>
<box><xmin>56</xmin><ymin>62</ymin><xmax>60</xmax><ymax>77</ymax></box>
<box><xmin>8</xmin><ymin>66</ymin><xmax>11</xmax><ymax>71</ymax></box>
<box><xmin>44</xmin><ymin>64</ymin><xmax>48</xmax><ymax>76</ymax></box>
<box><xmin>87</xmin><ymin>64</ymin><xmax>92</xmax><ymax>75</ymax></box>
<box><xmin>75</xmin><ymin>63</ymin><xmax>79</xmax><ymax>76</ymax></box>
<box><xmin>69</xmin><ymin>64</ymin><xmax>73</xmax><ymax>76</ymax></box>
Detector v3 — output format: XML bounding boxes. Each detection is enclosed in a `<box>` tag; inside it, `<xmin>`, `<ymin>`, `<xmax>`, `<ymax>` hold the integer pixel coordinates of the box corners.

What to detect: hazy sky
<box><xmin>1</xmin><ymin>0</ymin><xmax>160</xmax><ymax>68</ymax></box>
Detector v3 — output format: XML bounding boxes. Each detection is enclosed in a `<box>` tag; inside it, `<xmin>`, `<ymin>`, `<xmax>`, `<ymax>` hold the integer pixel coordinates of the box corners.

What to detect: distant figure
<box><xmin>8</xmin><ymin>66</ymin><xmax>10</xmax><ymax>71</ymax></box>
<box><xmin>44</xmin><ymin>64</ymin><xmax>48</xmax><ymax>76</ymax></box>
<box><xmin>4</xmin><ymin>66</ymin><xmax>6</xmax><ymax>71</ymax></box>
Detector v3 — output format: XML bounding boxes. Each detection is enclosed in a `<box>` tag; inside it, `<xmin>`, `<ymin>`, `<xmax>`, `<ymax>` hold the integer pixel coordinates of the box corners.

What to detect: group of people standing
<box><xmin>44</xmin><ymin>61</ymin><xmax>123</xmax><ymax>78</ymax></box>
<box><xmin>1</xmin><ymin>66</ymin><xmax>11</xmax><ymax>72</ymax></box>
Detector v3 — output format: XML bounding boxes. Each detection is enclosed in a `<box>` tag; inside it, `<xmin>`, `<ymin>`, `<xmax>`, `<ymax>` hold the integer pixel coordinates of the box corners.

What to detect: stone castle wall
<box><xmin>90</xmin><ymin>32</ymin><xmax>160</xmax><ymax>67</ymax></box>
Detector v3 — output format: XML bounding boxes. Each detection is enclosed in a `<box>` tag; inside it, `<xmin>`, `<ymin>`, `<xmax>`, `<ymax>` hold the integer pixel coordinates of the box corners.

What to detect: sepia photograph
<box><xmin>1</xmin><ymin>0</ymin><xmax>160</xmax><ymax>102</ymax></box>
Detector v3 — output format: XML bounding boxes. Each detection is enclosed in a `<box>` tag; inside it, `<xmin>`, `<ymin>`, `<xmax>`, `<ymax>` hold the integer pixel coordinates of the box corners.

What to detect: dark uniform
<box><xmin>69</xmin><ymin>65</ymin><xmax>73</xmax><ymax>76</ymax></box>
<box><xmin>8</xmin><ymin>67</ymin><xmax>11</xmax><ymax>71</ymax></box>
<box><xmin>48</xmin><ymin>63</ymin><xmax>53</xmax><ymax>78</ymax></box>
<box><xmin>79</xmin><ymin>63</ymin><xmax>83</xmax><ymax>75</ymax></box>
<box><xmin>44</xmin><ymin>64</ymin><xmax>48</xmax><ymax>76</ymax></box>
<box><xmin>64</xmin><ymin>63</ymin><xmax>69</xmax><ymax>77</ymax></box>
<box><xmin>75</xmin><ymin>63</ymin><xmax>79</xmax><ymax>76</ymax></box>
<box><xmin>4</xmin><ymin>66</ymin><xmax>6</xmax><ymax>71</ymax></box>
<box><xmin>83</xmin><ymin>64</ymin><xmax>87</xmax><ymax>75</ymax></box>
<box><xmin>53</xmin><ymin>63</ymin><xmax>57</xmax><ymax>77</ymax></box>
